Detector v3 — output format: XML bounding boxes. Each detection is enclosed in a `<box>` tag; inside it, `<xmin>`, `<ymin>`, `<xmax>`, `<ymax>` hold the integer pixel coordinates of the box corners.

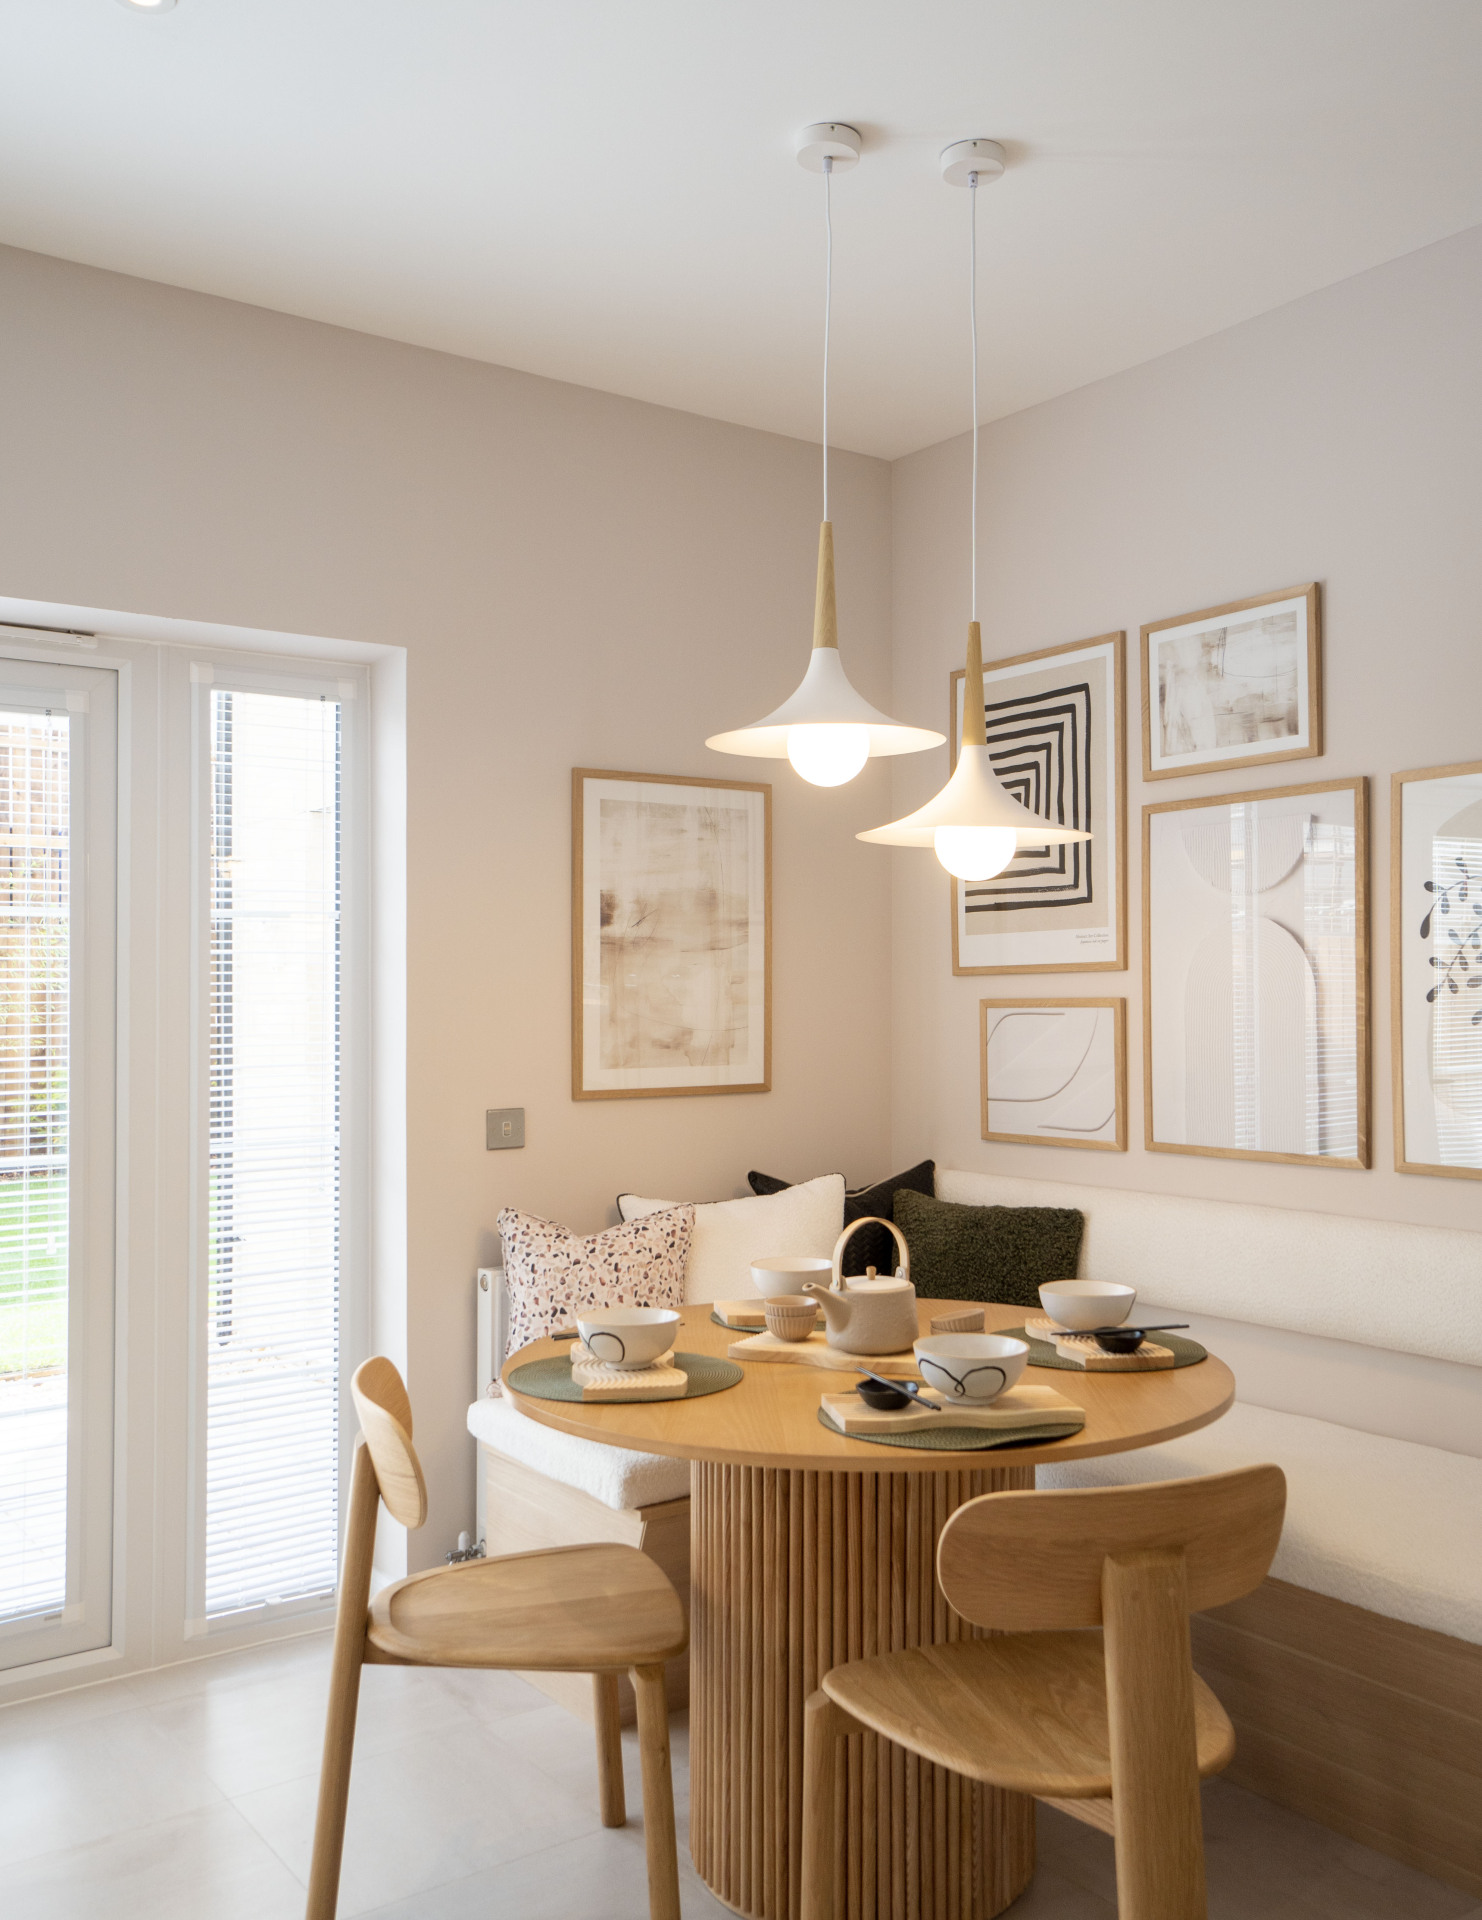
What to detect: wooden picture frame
<box><xmin>950</xmin><ymin>630</ymin><xmax>1126</xmax><ymax>975</ymax></box>
<box><xmin>1391</xmin><ymin>759</ymin><xmax>1482</xmax><ymax>1180</ymax></box>
<box><xmin>572</xmin><ymin>768</ymin><xmax>771</xmax><ymax>1100</ymax></box>
<box><xmin>1141</xmin><ymin>583</ymin><xmax>1322</xmax><ymax>781</ymax></box>
<box><xmin>1143</xmin><ymin>776</ymin><xmax>1369</xmax><ymax>1167</ymax></box>
<box><xmin>979</xmin><ymin>998</ymin><xmax>1127</xmax><ymax>1151</ymax></box>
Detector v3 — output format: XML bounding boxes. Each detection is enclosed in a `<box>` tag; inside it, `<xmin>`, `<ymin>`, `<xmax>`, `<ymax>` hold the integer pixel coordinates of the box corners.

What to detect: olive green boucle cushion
<box><xmin>892</xmin><ymin>1189</ymin><xmax>1084</xmax><ymax>1311</ymax></box>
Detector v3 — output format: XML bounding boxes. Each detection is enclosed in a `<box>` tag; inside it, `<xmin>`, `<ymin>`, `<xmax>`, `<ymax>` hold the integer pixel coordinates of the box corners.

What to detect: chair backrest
<box><xmin>351</xmin><ymin>1356</ymin><xmax>428</xmax><ymax>1530</ymax></box>
<box><xmin>936</xmin><ymin>1465</ymin><xmax>1286</xmax><ymax>1631</ymax></box>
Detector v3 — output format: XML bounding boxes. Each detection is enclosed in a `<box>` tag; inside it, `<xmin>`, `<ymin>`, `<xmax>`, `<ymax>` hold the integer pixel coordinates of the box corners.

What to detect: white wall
<box><xmin>0</xmin><ymin>243</ymin><xmax>898</xmax><ymax>1566</ymax></box>
<box><xmin>888</xmin><ymin>223</ymin><xmax>1482</xmax><ymax>1235</ymax></box>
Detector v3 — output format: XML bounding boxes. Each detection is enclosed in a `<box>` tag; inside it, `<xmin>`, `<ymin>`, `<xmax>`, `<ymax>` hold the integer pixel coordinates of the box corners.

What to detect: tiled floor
<box><xmin>1</xmin><ymin>1632</ymin><xmax>1478</xmax><ymax>1919</ymax></box>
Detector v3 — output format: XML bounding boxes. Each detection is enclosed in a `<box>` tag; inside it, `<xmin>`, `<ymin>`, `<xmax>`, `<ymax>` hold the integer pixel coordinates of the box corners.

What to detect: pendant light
<box><xmin>707</xmin><ymin>123</ymin><xmax>943</xmax><ymax>787</ymax></box>
<box><xmin>859</xmin><ymin>140</ymin><xmax>1090</xmax><ymax>878</ymax></box>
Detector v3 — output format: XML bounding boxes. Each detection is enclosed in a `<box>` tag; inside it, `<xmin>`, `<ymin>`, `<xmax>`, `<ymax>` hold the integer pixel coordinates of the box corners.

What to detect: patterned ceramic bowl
<box><xmin>929</xmin><ymin>1306</ymin><xmax>985</xmax><ymax>1336</ymax></box>
<box><xmin>913</xmin><ymin>1334</ymin><xmax>1028</xmax><ymax>1404</ymax></box>
<box><xmin>574</xmin><ymin>1307</ymin><xmax>682</xmax><ymax>1370</ymax></box>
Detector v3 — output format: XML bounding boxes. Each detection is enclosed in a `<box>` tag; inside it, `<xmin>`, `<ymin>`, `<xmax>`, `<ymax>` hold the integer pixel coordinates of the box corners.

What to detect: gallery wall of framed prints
<box><xmin>1391</xmin><ymin>759</ymin><xmax>1482</xmax><ymax>1180</ymax></box>
<box><xmin>950</xmin><ymin>631</ymin><xmax>1126</xmax><ymax>975</ymax></box>
<box><xmin>571</xmin><ymin>768</ymin><xmax>771</xmax><ymax>1100</ymax></box>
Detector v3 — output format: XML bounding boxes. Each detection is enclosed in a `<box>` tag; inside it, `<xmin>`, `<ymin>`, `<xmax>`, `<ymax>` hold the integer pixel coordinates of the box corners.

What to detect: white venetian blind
<box><xmin>205</xmin><ymin>688</ymin><xmax>341</xmax><ymax>1618</ymax></box>
<box><xmin>0</xmin><ymin>712</ymin><xmax>71</xmax><ymax>1624</ymax></box>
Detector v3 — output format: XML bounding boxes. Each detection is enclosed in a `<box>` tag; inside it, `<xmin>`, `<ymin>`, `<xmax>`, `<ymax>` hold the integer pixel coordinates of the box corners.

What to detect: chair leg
<box><xmin>632</xmin><ymin>1663</ymin><xmax>681</xmax><ymax>1920</ymax></box>
<box><xmin>1103</xmin><ymin>1550</ymin><xmax>1208</xmax><ymax>1920</ymax></box>
<box><xmin>305</xmin><ymin>1441</ymin><xmax>380</xmax><ymax>1920</ymax></box>
<box><xmin>594</xmin><ymin>1670</ymin><xmax>627</xmax><ymax>1827</ymax></box>
<box><xmin>801</xmin><ymin>1689</ymin><xmax>853</xmax><ymax>1920</ymax></box>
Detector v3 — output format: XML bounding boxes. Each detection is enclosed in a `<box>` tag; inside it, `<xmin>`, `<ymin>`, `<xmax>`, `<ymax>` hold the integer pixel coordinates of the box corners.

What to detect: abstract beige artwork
<box><xmin>573</xmin><ymin>769</ymin><xmax>770</xmax><ymax>1099</ymax></box>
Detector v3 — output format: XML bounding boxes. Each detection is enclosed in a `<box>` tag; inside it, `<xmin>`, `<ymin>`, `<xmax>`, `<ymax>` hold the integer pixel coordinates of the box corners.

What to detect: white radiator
<box><xmin>475</xmin><ymin>1266</ymin><xmax>508</xmax><ymax>1400</ymax></box>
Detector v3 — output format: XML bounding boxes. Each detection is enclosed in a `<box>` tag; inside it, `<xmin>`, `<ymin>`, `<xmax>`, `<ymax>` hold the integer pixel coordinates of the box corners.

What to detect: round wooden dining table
<box><xmin>504</xmin><ymin>1300</ymin><xmax>1234</xmax><ymax>1920</ymax></box>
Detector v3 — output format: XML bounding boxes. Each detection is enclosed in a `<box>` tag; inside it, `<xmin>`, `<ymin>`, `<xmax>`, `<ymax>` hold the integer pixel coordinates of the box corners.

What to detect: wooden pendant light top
<box><xmin>962</xmin><ymin>620</ymin><xmax>987</xmax><ymax>746</ymax></box>
<box><xmin>812</xmin><ymin>521</ymin><xmax>838</xmax><ymax>649</ymax></box>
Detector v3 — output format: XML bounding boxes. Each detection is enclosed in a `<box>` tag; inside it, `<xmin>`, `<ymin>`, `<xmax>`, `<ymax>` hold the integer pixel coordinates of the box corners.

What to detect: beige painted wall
<box><xmin>888</xmin><ymin>223</ymin><xmax>1482</xmax><ymax>1235</ymax></box>
<box><xmin>0</xmin><ymin>243</ymin><xmax>897</xmax><ymax>1562</ymax></box>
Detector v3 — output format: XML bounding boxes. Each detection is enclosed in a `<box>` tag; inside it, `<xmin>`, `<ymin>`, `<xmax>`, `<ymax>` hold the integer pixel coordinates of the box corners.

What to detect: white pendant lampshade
<box><xmin>707</xmin><ymin>125</ymin><xmax>943</xmax><ymax>787</ymax></box>
<box><xmin>860</xmin><ymin>140</ymin><xmax>1090</xmax><ymax>878</ymax></box>
<box><xmin>859</xmin><ymin>619</ymin><xmax>1089</xmax><ymax>877</ymax></box>
<box><xmin>706</xmin><ymin>521</ymin><xmax>943</xmax><ymax>783</ymax></box>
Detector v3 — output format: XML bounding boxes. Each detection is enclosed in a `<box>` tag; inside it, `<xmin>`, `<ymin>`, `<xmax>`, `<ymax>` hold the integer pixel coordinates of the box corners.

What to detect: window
<box><xmin>195</xmin><ymin>685</ymin><xmax>348</xmax><ymax>1623</ymax></box>
<box><xmin>0</xmin><ymin>662</ymin><xmax>116</xmax><ymax>1672</ymax></box>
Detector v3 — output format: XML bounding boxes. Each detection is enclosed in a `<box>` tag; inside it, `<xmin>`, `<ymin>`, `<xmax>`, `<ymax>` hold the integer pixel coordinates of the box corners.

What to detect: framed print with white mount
<box><xmin>949</xmin><ymin>630</ymin><xmax>1126</xmax><ymax>975</ymax></box>
<box><xmin>1392</xmin><ymin>759</ymin><xmax>1482</xmax><ymax>1179</ymax></box>
<box><xmin>1144</xmin><ymin>777</ymin><xmax>1368</xmax><ymax>1168</ymax></box>
<box><xmin>572</xmin><ymin>768</ymin><xmax>771</xmax><ymax>1100</ymax></box>
<box><xmin>980</xmin><ymin>998</ymin><xmax>1127</xmax><ymax>1151</ymax></box>
<box><xmin>1141</xmin><ymin>583</ymin><xmax>1321</xmax><ymax>781</ymax></box>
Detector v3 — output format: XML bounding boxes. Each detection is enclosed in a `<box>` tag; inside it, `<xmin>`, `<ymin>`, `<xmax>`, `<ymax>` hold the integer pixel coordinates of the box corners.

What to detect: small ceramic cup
<box><xmin>1038</xmin><ymin>1280</ymin><xmax>1136</xmax><ymax>1331</ymax></box>
<box><xmin>764</xmin><ymin>1294</ymin><xmax>818</xmax><ymax>1343</ymax></box>
<box><xmin>930</xmin><ymin>1306</ymin><xmax>985</xmax><ymax>1335</ymax></box>
<box><xmin>913</xmin><ymin>1333</ymin><xmax>1028</xmax><ymax>1404</ymax></box>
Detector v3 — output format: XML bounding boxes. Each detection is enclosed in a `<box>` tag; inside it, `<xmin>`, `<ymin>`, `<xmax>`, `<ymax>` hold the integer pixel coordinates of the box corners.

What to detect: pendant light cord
<box><xmin>822</xmin><ymin>154</ymin><xmax>833</xmax><ymax>522</ymax></box>
<box><xmin>969</xmin><ymin>171</ymin><xmax>979</xmax><ymax>622</ymax></box>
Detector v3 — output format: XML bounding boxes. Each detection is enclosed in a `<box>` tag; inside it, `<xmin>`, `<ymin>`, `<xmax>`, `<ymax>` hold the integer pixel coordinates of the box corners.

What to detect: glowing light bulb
<box><xmin>934</xmin><ymin>825</ymin><xmax>1017</xmax><ymax>881</ymax></box>
<box><xmin>786</xmin><ymin>724</ymin><xmax>870</xmax><ymax>787</ymax></box>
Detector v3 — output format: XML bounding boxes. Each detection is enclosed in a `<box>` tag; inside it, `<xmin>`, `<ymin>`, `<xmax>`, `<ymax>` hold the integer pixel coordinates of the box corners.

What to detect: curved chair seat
<box><xmin>369</xmin><ymin>1540</ymin><xmax>689</xmax><ymax>1673</ymax></box>
<box><xmin>822</xmin><ymin>1628</ymin><xmax>1235</xmax><ymax>1800</ymax></box>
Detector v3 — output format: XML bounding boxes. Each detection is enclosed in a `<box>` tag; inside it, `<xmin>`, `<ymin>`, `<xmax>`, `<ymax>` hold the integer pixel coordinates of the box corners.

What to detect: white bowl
<box><xmin>1038</xmin><ymin>1280</ymin><xmax>1136</xmax><ymax>1332</ymax></box>
<box><xmin>913</xmin><ymin>1334</ymin><xmax>1028</xmax><ymax>1405</ymax></box>
<box><xmin>751</xmin><ymin>1255</ymin><xmax>832</xmax><ymax>1296</ymax></box>
<box><xmin>575</xmin><ymin>1306</ymin><xmax>682</xmax><ymax>1370</ymax></box>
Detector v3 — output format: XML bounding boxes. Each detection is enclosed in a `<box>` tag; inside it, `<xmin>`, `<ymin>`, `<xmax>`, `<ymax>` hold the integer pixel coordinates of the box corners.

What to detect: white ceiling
<box><xmin>3</xmin><ymin>1</ymin><xmax>1482</xmax><ymax>458</ymax></box>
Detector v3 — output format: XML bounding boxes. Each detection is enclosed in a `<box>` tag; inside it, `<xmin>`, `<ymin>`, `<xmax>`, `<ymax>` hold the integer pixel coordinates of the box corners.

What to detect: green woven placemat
<box><xmin>999</xmin><ymin>1327</ymin><xmax>1208</xmax><ymax>1372</ymax></box>
<box><xmin>506</xmin><ymin>1351</ymin><xmax>743</xmax><ymax>1404</ymax></box>
<box><xmin>816</xmin><ymin>1407</ymin><xmax>1084</xmax><ymax>1452</ymax></box>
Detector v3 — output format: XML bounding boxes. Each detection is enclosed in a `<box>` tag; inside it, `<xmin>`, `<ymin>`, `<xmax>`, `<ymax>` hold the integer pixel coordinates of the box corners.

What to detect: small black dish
<box><xmin>1080</xmin><ymin>1323</ymin><xmax>1189</xmax><ymax>1355</ymax></box>
<box><xmin>855</xmin><ymin>1368</ymin><xmax>926</xmax><ymax>1412</ymax></box>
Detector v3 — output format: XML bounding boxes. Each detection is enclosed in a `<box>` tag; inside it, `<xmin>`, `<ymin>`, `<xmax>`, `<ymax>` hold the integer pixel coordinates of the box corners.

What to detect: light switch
<box><xmin>486</xmin><ymin>1107</ymin><xmax>525</xmax><ymax>1150</ymax></box>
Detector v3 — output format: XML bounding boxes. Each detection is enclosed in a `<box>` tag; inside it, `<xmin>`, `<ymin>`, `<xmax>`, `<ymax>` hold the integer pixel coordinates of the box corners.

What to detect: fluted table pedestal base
<box><xmin>689</xmin><ymin>1461</ymin><xmax>1037</xmax><ymax>1920</ymax></box>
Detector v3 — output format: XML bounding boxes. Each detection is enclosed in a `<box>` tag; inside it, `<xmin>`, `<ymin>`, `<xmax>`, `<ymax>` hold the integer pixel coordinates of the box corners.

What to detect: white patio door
<box><xmin>0</xmin><ymin>658</ymin><xmax>116</xmax><ymax>1672</ymax></box>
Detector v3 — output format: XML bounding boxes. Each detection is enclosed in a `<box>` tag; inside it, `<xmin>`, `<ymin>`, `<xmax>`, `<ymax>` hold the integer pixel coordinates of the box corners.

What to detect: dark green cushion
<box><xmin>892</xmin><ymin>1190</ymin><xmax>1083</xmax><ymax>1311</ymax></box>
<box><xmin>748</xmin><ymin>1160</ymin><xmax>935</xmax><ymax>1276</ymax></box>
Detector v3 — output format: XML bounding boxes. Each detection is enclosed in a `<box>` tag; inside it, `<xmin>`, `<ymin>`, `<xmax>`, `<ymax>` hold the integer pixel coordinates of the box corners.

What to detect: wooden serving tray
<box><xmin>1049</xmin><ymin>1335</ymin><xmax>1174</xmax><ymax>1372</ymax></box>
<box><xmin>713</xmin><ymin>1300</ymin><xmax>823</xmax><ymax>1332</ymax></box>
<box><xmin>570</xmin><ymin>1344</ymin><xmax>688</xmax><ymax>1401</ymax></box>
<box><xmin>820</xmin><ymin>1382</ymin><xmax>1082</xmax><ymax>1436</ymax></box>
<box><xmin>728</xmin><ymin>1329</ymin><xmax>918</xmax><ymax>1376</ymax></box>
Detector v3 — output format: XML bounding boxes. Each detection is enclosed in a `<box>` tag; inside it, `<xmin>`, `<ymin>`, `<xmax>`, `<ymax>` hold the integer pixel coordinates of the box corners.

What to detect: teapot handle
<box><xmin>829</xmin><ymin>1216</ymin><xmax>910</xmax><ymax>1291</ymax></box>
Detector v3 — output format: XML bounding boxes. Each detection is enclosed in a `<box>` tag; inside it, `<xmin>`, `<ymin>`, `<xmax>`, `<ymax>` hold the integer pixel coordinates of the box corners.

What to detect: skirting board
<box><xmin>1193</xmin><ymin>1577</ymin><xmax>1482</xmax><ymax>1898</ymax></box>
<box><xmin>479</xmin><ymin>1444</ymin><xmax>690</xmax><ymax>1724</ymax></box>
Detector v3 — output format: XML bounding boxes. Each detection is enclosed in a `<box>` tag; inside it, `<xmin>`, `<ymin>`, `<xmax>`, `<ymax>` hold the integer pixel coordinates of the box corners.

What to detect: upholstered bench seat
<box><xmin>1038</xmin><ymin>1399</ymin><xmax>1482</xmax><ymax>1646</ymax></box>
<box><xmin>467</xmin><ymin>1395</ymin><xmax>691</xmax><ymax>1511</ymax></box>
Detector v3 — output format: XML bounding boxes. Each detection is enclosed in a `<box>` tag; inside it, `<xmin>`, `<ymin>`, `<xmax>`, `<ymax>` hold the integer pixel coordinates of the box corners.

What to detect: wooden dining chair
<box><xmin>306</xmin><ymin>1357</ymin><xmax>689</xmax><ymax>1920</ymax></box>
<box><xmin>800</xmin><ymin>1464</ymin><xmax>1286</xmax><ymax>1920</ymax></box>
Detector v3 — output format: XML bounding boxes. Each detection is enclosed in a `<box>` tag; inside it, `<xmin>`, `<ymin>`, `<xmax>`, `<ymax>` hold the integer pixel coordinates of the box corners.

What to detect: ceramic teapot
<box><xmin>802</xmin><ymin>1218</ymin><xmax>918</xmax><ymax>1356</ymax></box>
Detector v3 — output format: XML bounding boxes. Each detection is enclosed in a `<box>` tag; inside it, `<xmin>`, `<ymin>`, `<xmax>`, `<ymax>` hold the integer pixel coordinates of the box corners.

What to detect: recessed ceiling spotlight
<box><xmin>116</xmin><ymin>0</ymin><xmax>177</xmax><ymax>11</ymax></box>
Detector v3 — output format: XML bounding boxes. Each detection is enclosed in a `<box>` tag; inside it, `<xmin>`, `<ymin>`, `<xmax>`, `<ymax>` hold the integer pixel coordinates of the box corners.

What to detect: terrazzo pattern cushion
<box><xmin>892</xmin><ymin>1189</ymin><xmax>1083</xmax><ymax>1311</ymax></box>
<box><xmin>747</xmin><ymin>1160</ymin><xmax>935</xmax><ymax>1276</ymax></box>
<box><xmin>618</xmin><ymin>1172</ymin><xmax>845</xmax><ymax>1302</ymax></box>
<box><xmin>496</xmin><ymin>1203</ymin><xmax>693</xmax><ymax>1362</ymax></box>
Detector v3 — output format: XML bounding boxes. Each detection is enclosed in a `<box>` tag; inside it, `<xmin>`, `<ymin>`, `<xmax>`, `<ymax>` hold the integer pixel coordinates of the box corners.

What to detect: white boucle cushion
<box><xmin>496</xmin><ymin>1203</ymin><xmax>693</xmax><ymax>1360</ymax></box>
<box><xmin>1036</xmin><ymin>1401</ymin><xmax>1482</xmax><ymax>1645</ymax></box>
<box><xmin>468</xmin><ymin>1396</ymin><xmax>690</xmax><ymax>1511</ymax></box>
<box><xmin>618</xmin><ymin>1173</ymin><xmax>845</xmax><ymax>1303</ymax></box>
